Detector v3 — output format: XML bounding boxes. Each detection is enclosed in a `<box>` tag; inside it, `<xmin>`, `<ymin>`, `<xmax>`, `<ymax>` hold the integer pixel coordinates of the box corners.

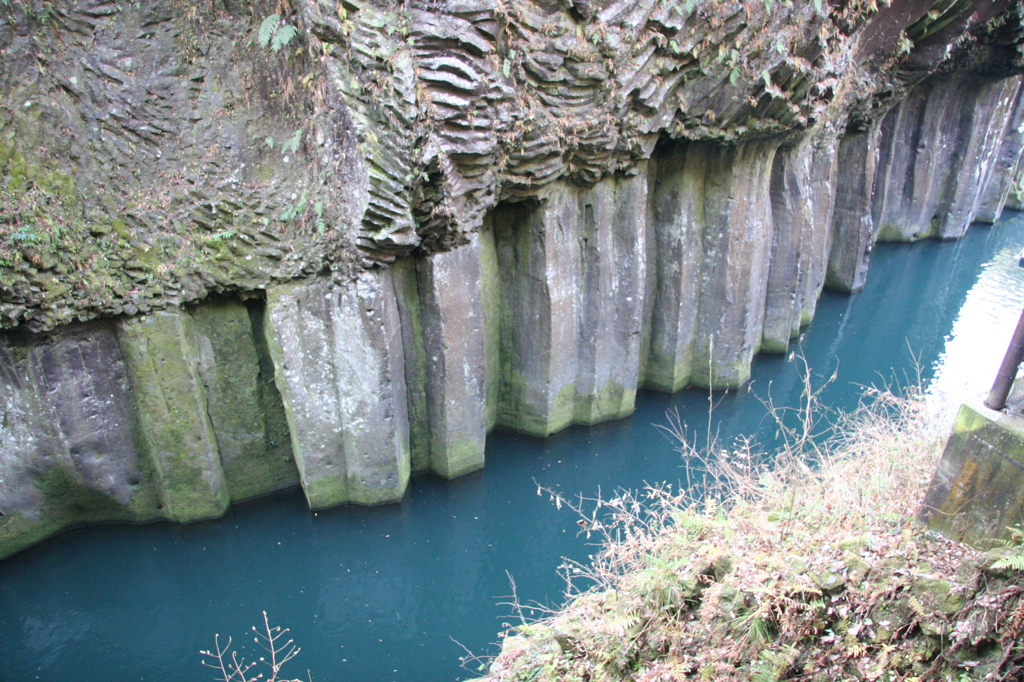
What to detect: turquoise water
<box><xmin>1</xmin><ymin>214</ymin><xmax>1023</xmax><ymax>682</ymax></box>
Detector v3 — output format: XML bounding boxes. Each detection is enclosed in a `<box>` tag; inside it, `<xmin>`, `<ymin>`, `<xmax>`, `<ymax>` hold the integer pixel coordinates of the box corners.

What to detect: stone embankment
<box><xmin>1</xmin><ymin>0</ymin><xmax>1023</xmax><ymax>555</ymax></box>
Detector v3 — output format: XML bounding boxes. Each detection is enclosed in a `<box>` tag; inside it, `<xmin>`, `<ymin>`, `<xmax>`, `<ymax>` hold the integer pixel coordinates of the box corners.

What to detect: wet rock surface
<box><xmin>1</xmin><ymin>0</ymin><xmax>1024</xmax><ymax>552</ymax></box>
<box><xmin>0</xmin><ymin>297</ymin><xmax>298</xmax><ymax>556</ymax></box>
<box><xmin>264</xmin><ymin>270</ymin><xmax>410</xmax><ymax>508</ymax></box>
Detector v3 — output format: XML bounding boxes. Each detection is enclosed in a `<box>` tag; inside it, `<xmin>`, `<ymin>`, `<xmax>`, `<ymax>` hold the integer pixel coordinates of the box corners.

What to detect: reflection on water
<box><xmin>927</xmin><ymin>237</ymin><xmax>1024</xmax><ymax>426</ymax></box>
<box><xmin>0</xmin><ymin>213</ymin><xmax>1021</xmax><ymax>682</ymax></box>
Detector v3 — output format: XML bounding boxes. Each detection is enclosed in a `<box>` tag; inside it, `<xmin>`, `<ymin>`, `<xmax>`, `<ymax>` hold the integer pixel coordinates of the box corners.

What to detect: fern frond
<box><xmin>751</xmin><ymin>663</ymin><xmax>778</xmax><ymax>682</ymax></box>
<box><xmin>906</xmin><ymin>595</ymin><xmax>927</xmax><ymax>618</ymax></box>
<box><xmin>282</xmin><ymin>128</ymin><xmax>303</xmax><ymax>155</ymax></box>
<box><xmin>258</xmin><ymin>14</ymin><xmax>279</xmax><ymax>48</ymax></box>
<box><xmin>991</xmin><ymin>554</ymin><xmax>1024</xmax><ymax>571</ymax></box>
<box><xmin>750</xmin><ymin>617</ymin><xmax>772</xmax><ymax>644</ymax></box>
<box><xmin>751</xmin><ymin>645</ymin><xmax>799</xmax><ymax>682</ymax></box>
<box><xmin>272</xmin><ymin>24</ymin><xmax>298</xmax><ymax>52</ymax></box>
<box><xmin>671</xmin><ymin>510</ymin><xmax>707</xmax><ymax>534</ymax></box>
<box><xmin>606</xmin><ymin>608</ymin><xmax>642</xmax><ymax>636</ymax></box>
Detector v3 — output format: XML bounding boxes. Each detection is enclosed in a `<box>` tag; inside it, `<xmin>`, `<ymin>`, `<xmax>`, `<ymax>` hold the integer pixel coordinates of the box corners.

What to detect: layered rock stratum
<box><xmin>0</xmin><ymin>0</ymin><xmax>1022</xmax><ymax>555</ymax></box>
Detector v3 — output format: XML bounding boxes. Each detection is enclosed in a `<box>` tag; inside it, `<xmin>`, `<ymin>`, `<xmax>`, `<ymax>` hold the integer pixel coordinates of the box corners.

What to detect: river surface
<box><xmin>2</xmin><ymin>213</ymin><xmax>1024</xmax><ymax>682</ymax></box>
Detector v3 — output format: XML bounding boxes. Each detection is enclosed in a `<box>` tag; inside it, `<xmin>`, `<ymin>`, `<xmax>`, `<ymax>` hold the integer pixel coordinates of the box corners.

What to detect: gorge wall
<box><xmin>1</xmin><ymin>0</ymin><xmax>1023</xmax><ymax>556</ymax></box>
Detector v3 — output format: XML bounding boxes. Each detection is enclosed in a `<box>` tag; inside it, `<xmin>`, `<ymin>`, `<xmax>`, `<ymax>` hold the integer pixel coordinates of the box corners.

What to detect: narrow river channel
<box><xmin>1</xmin><ymin>213</ymin><xmax>1023</xmax><ymax>682</ymax></box>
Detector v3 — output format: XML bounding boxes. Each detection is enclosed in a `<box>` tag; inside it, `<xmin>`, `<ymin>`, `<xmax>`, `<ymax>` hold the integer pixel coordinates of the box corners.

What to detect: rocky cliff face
<box><xmin>0</xmin><ymin>0</ymin><xmax>1023</xmax><ymax>556</ymax></box>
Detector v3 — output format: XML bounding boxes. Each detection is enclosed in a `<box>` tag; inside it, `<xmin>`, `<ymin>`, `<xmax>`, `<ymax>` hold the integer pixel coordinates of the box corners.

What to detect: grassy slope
<box><xmin>470</xmin><ymin>389</ymin><xmax>1024</xmax><ymax>682</ymax></box>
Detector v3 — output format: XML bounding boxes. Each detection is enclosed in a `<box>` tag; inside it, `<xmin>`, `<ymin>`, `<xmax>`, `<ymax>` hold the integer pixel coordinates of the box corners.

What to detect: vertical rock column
<box><xmin>492</xmin><ymin>186</ymin><xmax>582</xmax><ymax>436</ymax></box>
<box><xmin>0</xmin><ymin>299</ymin><xmax>300</xmax><ymax>557</ymax></box>
<box><xmin>265</xmin><ymin>271</ymin><xmax>410</xmax><ymax>508</ymax></box>
<box><xmin>797</xmin><ymin>144</ymin><xmax>841</xmax><ymax>326</ymax></box>
<box><xmin>0</xmin><ymin>340</ymin><xmax>52</xmax><ymax>524</ymax></box>
<box><xmin>190</xmin><ymin>299</ymin><xmax>298</xmax><ymax>502</ymax></box>
<box><xmin>573</xmin><ymin>170</ymin><xmax>648</xmax><ymax>423</ymax></box>
<box><xmin>931</xmin><ymin>78</ymin><xmax>1021</xmax><ymax>238</ymax></box>
<box><xmin>826</xmin><ymin>125</ymin><xmax>880</xmax><ymax>292</ymax></box>
<box><xmin>478</xmin><ymin>220</ymin><xmax>502</xmax><ymax>432</ymax></box>
<box><xmin>0</xmin><ymin>324</ymin><xmax>162</xmax><ymax>556</ymax></box>
<box><xmin>33</xmin><ymin>326</ymin><xmax>156</xmax><ymax>513</ymax></box>
<box><xmin>762</xmin><ymin>136</ymin><xmax>839</xmax><ymax>352</ymax></box>
<box><xmin>975</xmin><ymin>77</ymin><xmax>1024</xmax><ymax>223</ymax></box>
<box><xmin>648</xmin><ymin>140</ymin><xmax>779</xmax><ymax>389</ymax></box>
<box><xmin>691</xmin><ymin>141</ymin><xmax>778</xmax><ymax>387</ymax></box>
<box><xmin>872</xmin><ymin>77</ymin><xmax>1022</xmax><ymax>241</ymax></box>
<box><xmin>391</xmin><ymin>259</ymin><xmax>432</xmax><ymax>474</ymax></box>
<box><xmin>646</xmin><ymin>143</ymin><xmax>708</xmax><ymax>392</ymax></box>
<box><xmin>118</xmin><ymin>311</ymin><xmax>229</xmax><ymax>523</ymax></box>
<box><xmin>416</xmin><ymin>235</ymin><xmax>488</xmax><ymax>478</ymax></box>
<box><xmin>491</xmin><ymin>174</ymin><xmax>648</xmax><ymax>435</ymax></box>
<box><xmin>871</xmin><ymin>81</ymin><xmax>948</xmax><ymax>241</ymax></box>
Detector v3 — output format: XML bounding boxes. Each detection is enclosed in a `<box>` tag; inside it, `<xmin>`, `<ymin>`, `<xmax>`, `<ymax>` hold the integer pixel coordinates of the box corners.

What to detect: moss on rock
<box><xmin>190</xmin><ymin>298</ymin><xmax>299</xmax><ymax>502</ymax></box>
<box><xmin>118</xmin><ymin>310</ymin><xmax>230</xmax><ymax>523</ymax></box>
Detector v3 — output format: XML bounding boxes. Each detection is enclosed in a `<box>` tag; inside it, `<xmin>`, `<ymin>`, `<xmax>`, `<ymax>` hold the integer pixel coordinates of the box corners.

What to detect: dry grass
<box><xmin>471</xmin><ymin>384</ymin><xmax>1024</xmax><ymax>682</ymax></box>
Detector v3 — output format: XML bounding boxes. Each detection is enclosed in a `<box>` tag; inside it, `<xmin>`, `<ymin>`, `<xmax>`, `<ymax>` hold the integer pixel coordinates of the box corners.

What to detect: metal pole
<box><xmin>985</xmin><ymin>303</ymin><xmax>1024</xmax><ymax>411</ymax></box>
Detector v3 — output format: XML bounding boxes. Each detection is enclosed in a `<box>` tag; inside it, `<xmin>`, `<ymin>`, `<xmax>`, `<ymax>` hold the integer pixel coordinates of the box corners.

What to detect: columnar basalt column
<box><xmin>648</xmin><ymin>140</ymin><xmax>779</xmax><ymax>389</ymax></box>
<box><xmin>391</xmin><ymin>259</ymin><xmax>432</xmax><ymax>474</ymax></box>
<box><xmin>975</xmin><ymin>77</ymin><xmax>1024</xmax><ymax>223</ymax></box>
<box><xmin>190</xmin><ymin>299</ymin><xmax>298</xmax><ymax>502</ymax></box>
<box><xmin>690</xmin><ymin>140</ymin><xmax>779</xmax><ymax>387</ymax></box>
<box><xmin>492</xmin><ymin>186</ymin><xmax>583</xmax><ymax>437</ymax></box>
<box><xmin>646</xmin><ymin>142</ymin><xmax>708</xmax><ymax>392</ymax></box>
<box><xmin>416</xmin><ymin>234</ymin><xmax>488</xmax><ymax>478</ymax></box>
<box><xmin>826</xmin><ymin>125</ymin><xmax>881</xmax><ymax>292</ymax></box>
<box><xmin>265</xmin><ymin>271</ymin><xmax>410</xmax><ymax>508</ymax></box>
<box><xmin>478</xmin><ymin>220</ymin><xmax>502</xmax><ymax>432</ymax></box>
<box><xmin>871</xmin><ymin>81</ymin><xmax>950</xmax><ymax>241</ymax></box>
<box><xmin>933</xmin><ymin>78</ymin><xmax>1022</xmax><ymax>238</ymax></box>
<box><xmin>118</xmin><ymin>310</ymin><xmax>229</xmax><ymax>523</ymax></box>
<box><xmin>572</xmin><ymin>169</ymin><xmax>648</xmax><ymax>424</ymax></box>
<box><xmin>763</xmin><ymin>137</ymin><xmax>839</xmax><ymax>353</ymax></box>
<box><xmin>0</xmin><ymin>299</ymin><xmax>300</xmax><ymax>558</ymax></box>
<box><xmin>798</xmin><ymin>141</ymin><xmax>841</xmax><ymax>328</ymax></box>
<box><xmin>0</xmin><ymin>323</ymin><xmax>161</xmax><ymax>555</ymax></box>
<box><xmin>0</xmin><ymin>342</ymin><xmax>52</xmax><ymax>521</ymax></box>
<box><xmin>872</xmin><ymin>77</ymin><xmax>1022</xmax><ymax>241</ymax></box>
<box><xmin>490</xmin><ymin>171</ymin><xmax>649</xmax><ymax>435</ymax></box>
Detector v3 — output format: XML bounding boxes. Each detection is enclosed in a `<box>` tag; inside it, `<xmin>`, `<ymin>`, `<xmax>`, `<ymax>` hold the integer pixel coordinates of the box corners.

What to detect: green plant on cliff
<box><xmin>259</xmin><ymin>14</ymin><xmax>299</xmax><ymax>53</ymax></box>
<box><xmin>471</xmin><ymin>385</ymin><xmax>1024</xmax><ymax>682</ymax></box>
<box><xmin>990</xmin><ymin>526</ymin><xmax>1024</xmax><ymax>572</ymax></box>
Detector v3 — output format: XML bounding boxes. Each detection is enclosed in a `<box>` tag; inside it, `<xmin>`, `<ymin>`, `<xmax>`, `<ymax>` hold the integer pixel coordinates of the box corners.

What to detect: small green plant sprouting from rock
<box><xmin>258</xmin><ymin>14</ymin><xmax>299</xmax><ymax>53</ymax></box>
<box><xmin>280</xmin><ymin>190</ymin><xmax>309</xmax><ymax>223</ymax></box>
<box><xmin>281</xmin><ymin>129</ymin><xmax>303</xmax><ymax>156</ymax></box>
<box><xmin>896</xmin><ymin>30</ymin><xmax>914</xmax><ymax>56</ymax></box>
<box><xmin>990</xmin><ymin>526</ymin><xmax>1024</xmax><ymax>571</ymax></box>
<box><xmin>502</xmin><ymin>49</ymin><xmax>518</xmax><ymax>78</ymax></box>
<box><xmin>313</xmin><ymin>201</ymin><xmax>326</xmax><ymax>234</ymax></box>
<box><xmin>205</xmin><ymin>229</ymin><xmax>237</xmax><ymax>243</ymax></box>
<box><xmin>10</xmin><ymin>225</ymin><xmax>39</xmax><ymax>243</ymax></box>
